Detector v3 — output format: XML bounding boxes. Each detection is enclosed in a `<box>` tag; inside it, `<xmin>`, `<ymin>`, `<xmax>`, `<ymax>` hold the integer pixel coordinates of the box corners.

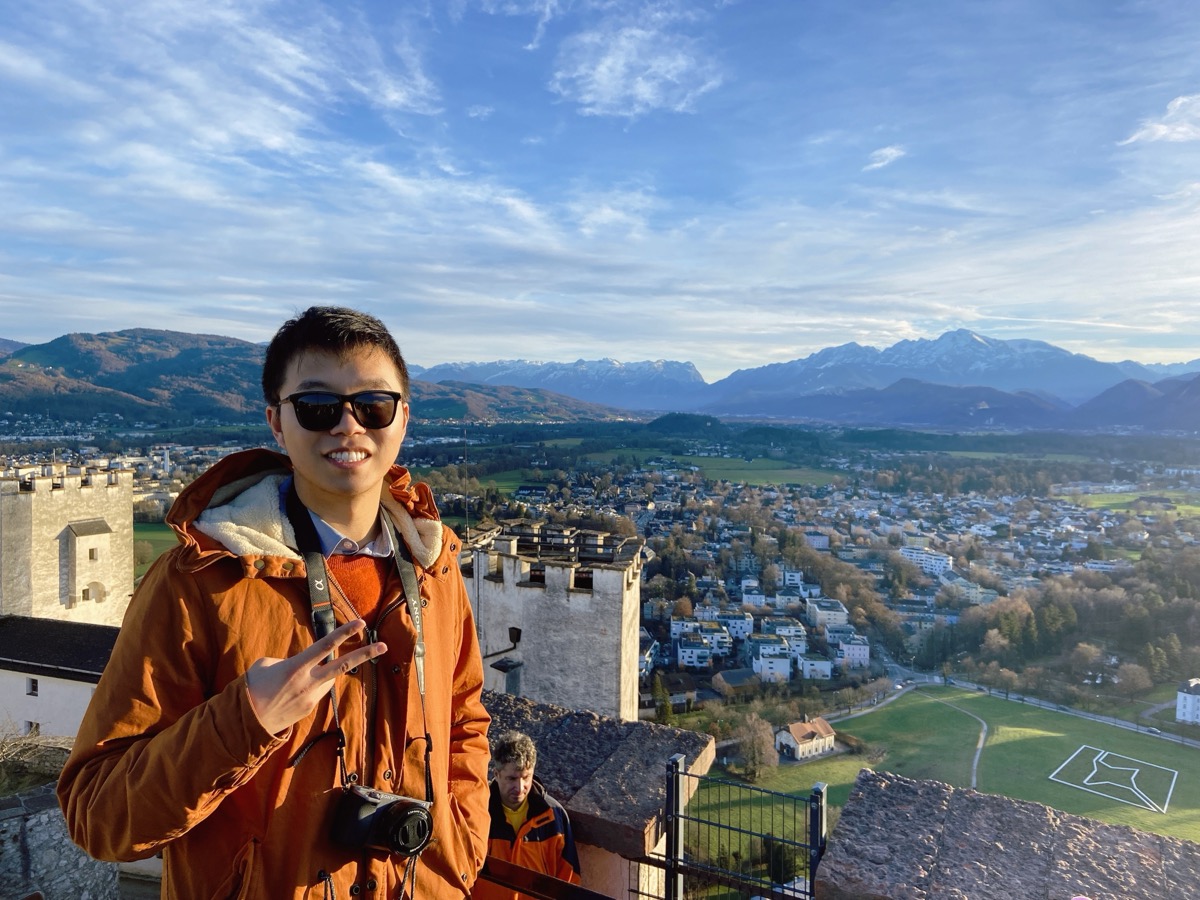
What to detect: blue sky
<box><xmin>3</xmin><ymin>0</ymin><xmax>1200</xmax><ymax>381</ymax></box>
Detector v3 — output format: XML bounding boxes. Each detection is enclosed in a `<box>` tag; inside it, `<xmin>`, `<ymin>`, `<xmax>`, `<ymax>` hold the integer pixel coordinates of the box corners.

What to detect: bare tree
<box><xmin>736</xmin><ymin>713</ymin><xmax>778</xmax><ymax>783</ymax></box>
<box><xmin>1116</xmin><ymin>663</ymin><xmax>1153</xmax><ymax>698</ymax></box>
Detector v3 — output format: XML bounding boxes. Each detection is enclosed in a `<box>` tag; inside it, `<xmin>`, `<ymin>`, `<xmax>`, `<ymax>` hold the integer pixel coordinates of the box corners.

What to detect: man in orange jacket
<box><xmin>58</xmin><ymin>306</ymin><xmax>491</xmax><ymax>898</ymax></box>
<box><xmin>476</xmin><ymin>731</ymin><xmax>581</xmax><ymax>899</ymax></box>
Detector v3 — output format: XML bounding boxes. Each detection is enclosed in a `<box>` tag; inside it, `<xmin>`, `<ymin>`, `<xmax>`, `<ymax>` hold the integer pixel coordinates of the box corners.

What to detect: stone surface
<box><xmin>0</xmin><ymin>781</ymin><xmax>119</xmax><ymax>900</ymax></box>
<box><xmin>817</xmin><ymin>769</ymin><xmax>1200</xmax><ymax>900</ymax></box>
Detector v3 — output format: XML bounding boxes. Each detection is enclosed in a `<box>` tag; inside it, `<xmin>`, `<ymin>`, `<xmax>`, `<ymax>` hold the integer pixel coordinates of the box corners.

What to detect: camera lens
<box><xmin>385</xmin><ymin>803</ymin><xmax>433</xmax><ymax>856</ymax></box>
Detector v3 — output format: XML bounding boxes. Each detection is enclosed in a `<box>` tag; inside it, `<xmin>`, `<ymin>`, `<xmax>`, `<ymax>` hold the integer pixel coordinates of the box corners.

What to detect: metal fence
<box><xmin>631</xmin><ymin>754</ymin><xmax>827</xmax><ymax>900</ymax></box>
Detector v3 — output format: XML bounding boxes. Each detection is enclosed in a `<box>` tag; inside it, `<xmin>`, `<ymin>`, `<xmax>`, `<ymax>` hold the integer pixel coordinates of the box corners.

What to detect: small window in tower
<box><xmin>82</xmin><ymin>588</ymin><xmax>91</xmax><ymax>602</ymax></box>
<box><xmin>23</xmin><ymin>721</ymin><xmax>40</xmax><ymax>736</ymax></box>
<box><xmin>89</xmin><ymin>547</ymin><xmax>99</xmax><ymax>560</ymax></box>
<box><xmin>26</xmin><ymin>677</ymin><xmax>38</xmax><ymax>696</ymax></box>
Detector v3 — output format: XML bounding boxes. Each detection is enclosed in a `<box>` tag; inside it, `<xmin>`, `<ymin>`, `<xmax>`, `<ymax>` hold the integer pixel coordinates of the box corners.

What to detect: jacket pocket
<box><xmin>211</xmin><ymin>837</ymin><xmax>259</xmax><ymax>900</ymax></box>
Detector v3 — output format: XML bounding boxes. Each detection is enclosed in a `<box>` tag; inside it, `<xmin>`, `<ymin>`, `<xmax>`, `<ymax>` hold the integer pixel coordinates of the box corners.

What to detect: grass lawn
<box><xmin>724</xmin><ymin>687</ymin><xmax>1200</xmax><ymax>844</ymax></box>
<box><xmin>133</xmin><ymin>521</ymin><xmax>178</xmax><ymax>578</ymax></box>
<box><xmin>672</xmin><ymin>456</ymin><xmax>840</xmax><ymax>486</ymax></box>
<box><xmin>1071</xmin><ymin>489</ymin><xmax>1200</xmax><ymax>517</ymax></box>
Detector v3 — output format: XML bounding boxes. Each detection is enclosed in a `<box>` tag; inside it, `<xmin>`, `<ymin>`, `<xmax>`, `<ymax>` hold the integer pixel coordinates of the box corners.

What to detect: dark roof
<box><xmin>67</xmin><ymin>518</ymin><xmax>114</xmax><ymax>536</ymax></box>
<box><xmin>0</xmin><ymin>616</ymin><xmax>118</xmax><ymax>683</ymax></box>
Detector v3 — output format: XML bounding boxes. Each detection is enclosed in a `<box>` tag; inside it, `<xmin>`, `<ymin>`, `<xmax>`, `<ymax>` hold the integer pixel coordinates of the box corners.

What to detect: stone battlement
<box><xmin>0</xmin><ymin>469</ymin><xmax>133</xmax><ymax>494</ymax></box>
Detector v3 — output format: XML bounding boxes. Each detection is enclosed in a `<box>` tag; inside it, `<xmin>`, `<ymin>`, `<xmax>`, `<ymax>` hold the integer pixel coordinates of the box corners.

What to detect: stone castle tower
<box><xmin>465</xmin><ymin>522</ymin><xmax>644</xmax><ymax>721</ymax></box>
<box><xmin>0</xmin><ymin>467</ymin><xmax>135</xmax><ymax>627</ymax></box>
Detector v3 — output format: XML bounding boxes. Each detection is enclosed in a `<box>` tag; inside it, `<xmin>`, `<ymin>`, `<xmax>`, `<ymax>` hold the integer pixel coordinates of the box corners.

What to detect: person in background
<box><xmin>57</xmin><ymin>305</ymin><xmax>491</xmax><ymax>898</ymax></box>
<box><xmin>477</xmin><ymin>730</ymin><xmax>581</xmax><ymax>899</ymax></box>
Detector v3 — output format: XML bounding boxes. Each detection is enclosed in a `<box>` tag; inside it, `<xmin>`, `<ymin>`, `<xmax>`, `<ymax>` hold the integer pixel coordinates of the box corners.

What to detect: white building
<box><xmin>799</xmin><ymin>654</ymin><xmax>833</xmax><ymax>680</ymax></box>
<box><xmin>696</xmin><ymin>621</ymin><xmax>732</xmax><ymax>657</ymax></box>
<box><xmin>677</xmin><ymin>632</ymin><xmax>713</xmax><ymax>669</ymax></box>
<box><xmin>900</xmin><ymin>546</ymin><xmax>953</xmax><ymax>576</ymax></box>
<box><xmin>836</xmin><ymin>634</ymin><xmax>871</xmax><ymax>670</ymax></box>
<box><xmin>716</xmin><ymin>611</ymin><xmax>754</xmax><ymax>641</ymax></box>
<box><xmin>805</xmin><ymin>598</ymin><xmax>849</xmax><ymax>629</ymax></box>
<box><xmin>0</xmin><ymin>616</ymin><xmax>114</xmax><ymax>738</ymax></box>
<box><xmin>775</xmin><ymin>717</ymin><xmax>836</xmax><ymax>760</ymax></box>
<box><xmin>1177</xmin><ymin>678</ymin><xmax>1200</xmax><ymax>725</ymax></box>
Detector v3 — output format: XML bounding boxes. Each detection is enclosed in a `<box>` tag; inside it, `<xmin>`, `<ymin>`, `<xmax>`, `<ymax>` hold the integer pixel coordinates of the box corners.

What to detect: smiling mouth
<box><xmin>326</xmin><ymin>450</ymin><xmax>369</xmax><ymax>463</ymax></box>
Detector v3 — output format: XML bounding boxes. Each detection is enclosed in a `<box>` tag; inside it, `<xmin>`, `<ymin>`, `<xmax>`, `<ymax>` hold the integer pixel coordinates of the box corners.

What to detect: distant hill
<box><xmin>0</xmin><ymin>338</ymin><xmax>28</xmax><ymax>358</ymax></box>
<box><xmin>0</xmin><ymin>330</ymin><xmax>629</xmax><ymax>425</ymax></box>
<box><xmin>4</xmin><ymin>326</ymin><xmax>1200</xmax><ymax>432</ymax></box>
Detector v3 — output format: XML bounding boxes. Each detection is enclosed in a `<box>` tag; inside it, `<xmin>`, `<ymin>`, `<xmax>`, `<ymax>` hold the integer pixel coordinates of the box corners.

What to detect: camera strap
<box><xmin>285</xmin><ymin>483</ymin><xmax>339</xmax><ymax>654</ymax></box>
<box><xmin>380</xmin><ymin>513</ymin><xmax>437</xmax><ymax>807</ymax></box>
<box><xmin>285</xmin><ymin>482</ymin><xmax>435</xmax><ymax>806</ymax></box>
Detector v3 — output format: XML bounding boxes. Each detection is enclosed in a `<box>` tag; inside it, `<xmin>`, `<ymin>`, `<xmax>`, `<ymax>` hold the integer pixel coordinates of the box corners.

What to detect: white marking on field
<box><xmin>1049</xmin><ymin>745</ymin><xmax>1177</xmax><ymax>813</ymax></box>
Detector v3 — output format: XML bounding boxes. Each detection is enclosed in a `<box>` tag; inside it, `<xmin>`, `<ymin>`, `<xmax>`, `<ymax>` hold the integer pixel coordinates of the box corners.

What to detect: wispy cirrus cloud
<box><xmin>1121</xmin><ymin>94</ymin><xmax>1200</xmax><ymax>144</ymax></box>
<box><xmin>864</xmin><ymin>145</ymin><xmax>906</xmax><ymax>171</ymax></box>
<box><xmin>548</xmin><ymin>5</ymin><xmax>723</xmax><ymax>118</ymax></box>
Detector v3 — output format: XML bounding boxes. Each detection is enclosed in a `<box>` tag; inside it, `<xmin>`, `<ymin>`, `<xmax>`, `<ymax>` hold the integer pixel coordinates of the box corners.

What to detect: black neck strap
<box><xmin>284</xmin><ymin>482</ymin><xmax>434</xmax><ymax>805</ymax></box>
<box><xmin>285</xmin><ymin>483</ymin><xmax>338</xmax><ymax>653</ymax></box>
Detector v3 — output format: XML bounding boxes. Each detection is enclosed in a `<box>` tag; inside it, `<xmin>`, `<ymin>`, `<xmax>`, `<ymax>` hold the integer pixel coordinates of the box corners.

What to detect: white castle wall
<box><xmin>468</xmin><ymin>537</ymin><xmax>642</xmax><ymax>721</ymax></box>
<box><xmin>0</xmin><ymin>470</ymin><xmax>134</xmax><ymax>626</ymax></box>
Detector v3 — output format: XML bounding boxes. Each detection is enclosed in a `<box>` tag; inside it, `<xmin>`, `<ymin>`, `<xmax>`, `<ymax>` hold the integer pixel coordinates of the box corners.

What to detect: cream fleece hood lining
<box><xmin>193</xmin><ymin>473</ymin><xmax>444</xmax><ymax>568</ymax></box>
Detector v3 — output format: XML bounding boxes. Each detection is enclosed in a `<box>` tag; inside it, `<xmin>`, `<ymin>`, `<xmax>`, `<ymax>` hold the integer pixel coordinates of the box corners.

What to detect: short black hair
<box><xmin>261</xmin><ymin>306</ymin><xmax>409</xmax><ymax>405</ymax></box>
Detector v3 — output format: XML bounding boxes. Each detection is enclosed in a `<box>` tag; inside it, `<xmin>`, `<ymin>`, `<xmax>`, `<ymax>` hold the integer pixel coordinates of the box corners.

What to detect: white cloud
<box><xmin>467</xmin><ymin>104</ymin><xmax>495</xmax><ymax>119</ymax></box>
<box><xmin>864</xmin><ymin>145</ymin><xmax>906</xmax><ymax>171</ymax></box>
<box><xmin>549</xmin><ymin>9</ymin><xmax>722</xmax><ymax>118</ymax></box>
<box><xmin>1122</xmin><ymin>94</ymin><xmax>1200</xmax><ymax>144</ymax></box>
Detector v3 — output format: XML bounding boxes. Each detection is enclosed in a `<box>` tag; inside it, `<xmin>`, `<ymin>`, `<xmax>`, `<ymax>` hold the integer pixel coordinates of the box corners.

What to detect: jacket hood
<box><xmin>167</xmin><ymin>448</ymin><xmax>445</xmax><ymax>571</ymax></box>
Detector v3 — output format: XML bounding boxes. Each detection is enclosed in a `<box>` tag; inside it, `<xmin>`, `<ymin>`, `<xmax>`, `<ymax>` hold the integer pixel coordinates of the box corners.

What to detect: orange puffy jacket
<box><xmin>57</xmin><ymin>449</ymin><xmax>492</xmax><ymax>899</ymax></box>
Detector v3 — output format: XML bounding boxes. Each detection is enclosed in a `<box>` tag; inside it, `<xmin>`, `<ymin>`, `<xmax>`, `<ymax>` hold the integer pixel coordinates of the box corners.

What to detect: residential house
<box><xmin>716</xmin><ymin>610</ymin><xmax>754</xmax><ymax>641</ymax></box>
<box><xmin>798</xmin><ymin>654</ymin><xmax>833</xmax><ymax>680</ymax></box>
<box><xmin>836</xmin><ymin>634</ymin><xmax>871</xmax><ymax>670</ymax></box>
<box><xmin>743</xmin><ymin>633</ymin><xmax>791</xmax><ymax>683</ymax></box>
<box><xmin>1177</xmin><ymin>678</ymin><xmax>1200</xmax><ymax>725</ymax></box>
<box><xmin>677</xmin><ymin>632</ymin><xmax>713</xmax><ymax>669</ymax></box>
<box><xmin>806</xmin><ymin>598</ymin><xmax>849</xmax><ymax>629</ymax></box>
<box><xmin>775</xmin><ymin>717</ymin><xmax>836</xmax><ymax>760</ymax></box>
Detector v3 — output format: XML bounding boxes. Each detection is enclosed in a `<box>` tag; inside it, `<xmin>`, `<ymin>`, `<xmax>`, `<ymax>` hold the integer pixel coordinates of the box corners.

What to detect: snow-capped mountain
<box><xmin>705</xmin><ymin>329</ymin><xmax>1172</xmax><ymax>407</ymax></box>
<box><xmin>413</xmin><ymin>330</ymin><xmax>1200</xmax><ymax>428</ymax></box>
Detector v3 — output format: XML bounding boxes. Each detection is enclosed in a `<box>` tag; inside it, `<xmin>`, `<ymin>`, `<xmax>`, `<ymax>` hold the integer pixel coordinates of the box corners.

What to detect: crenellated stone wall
<box><xmin>0</xmin><ymin>470</ymin><xmax>134</xmax><ymax>627</ymax></box>
<box><xmin>0</xmin><ymin>782</ymin><xmax>118</xmax><ymax>900</ymax></box>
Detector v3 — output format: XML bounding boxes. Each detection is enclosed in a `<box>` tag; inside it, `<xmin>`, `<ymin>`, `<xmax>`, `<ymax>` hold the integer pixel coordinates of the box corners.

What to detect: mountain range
<box><xmin>2</xmin><ymin>327</ymin><xmax>1199</xmax><ymax>432</ymax></box>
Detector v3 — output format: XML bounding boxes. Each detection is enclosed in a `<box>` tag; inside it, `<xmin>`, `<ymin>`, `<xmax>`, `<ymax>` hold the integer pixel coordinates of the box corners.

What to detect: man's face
<box><xmin>265</xmin><ymin>346</ymin><xmax>408</xmax><ymax>527</ymax></box>
<box><xmin>496</xmin><ymin>761</ymin><xmax>534</xmax><ymax>810</ymax></box>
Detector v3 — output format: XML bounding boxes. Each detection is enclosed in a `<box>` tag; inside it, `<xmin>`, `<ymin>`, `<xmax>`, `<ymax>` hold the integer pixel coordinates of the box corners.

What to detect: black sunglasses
<box><xmin>281</xmin><ymin>390</ymin><xmax>405</xmax><ymax>432</ymax></box>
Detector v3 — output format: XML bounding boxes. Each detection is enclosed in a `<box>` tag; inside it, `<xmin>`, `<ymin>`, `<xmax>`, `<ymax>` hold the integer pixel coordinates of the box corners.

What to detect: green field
<box><xmin>728</xmin><ymin>687</ymin><xmax>1200</xmax><ymax>843</ymax></box>
<box><xmin>133</xmin><ymin>521</ymin><xmax>178</xmax><ymax>578</ymax></box>
<box><xmin>673</xmin><ymin>456</ymin><xmax>840</xmax><ymax>486</ymax></box>
<box><xmin>1071</xmin><ymin>489</ymin><xmax>1200</xmax><ymax>517</ymax></box>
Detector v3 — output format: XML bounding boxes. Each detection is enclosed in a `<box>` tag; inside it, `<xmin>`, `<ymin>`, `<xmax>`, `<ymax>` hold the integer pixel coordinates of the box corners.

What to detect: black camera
<box><xmin>331</xmin><ymin>784</ymin><xmax>434</xmax><ymax>857</ymax></box>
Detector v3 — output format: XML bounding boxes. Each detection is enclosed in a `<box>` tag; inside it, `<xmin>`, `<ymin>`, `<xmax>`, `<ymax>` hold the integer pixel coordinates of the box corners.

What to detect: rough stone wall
<box><xmin>817</xmin><ymin>768</ymin><xmax>1200</xmax><ymax>900</ymax></box>
<box><xmin>0</xmin><ymin>782</ymin><xmax>118</xmax><ymax>900</ymax></box>
<box><xmin>0</xmin><ymin>472</ymin><xmax>133</xmax><ymax>627</ymax></box>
